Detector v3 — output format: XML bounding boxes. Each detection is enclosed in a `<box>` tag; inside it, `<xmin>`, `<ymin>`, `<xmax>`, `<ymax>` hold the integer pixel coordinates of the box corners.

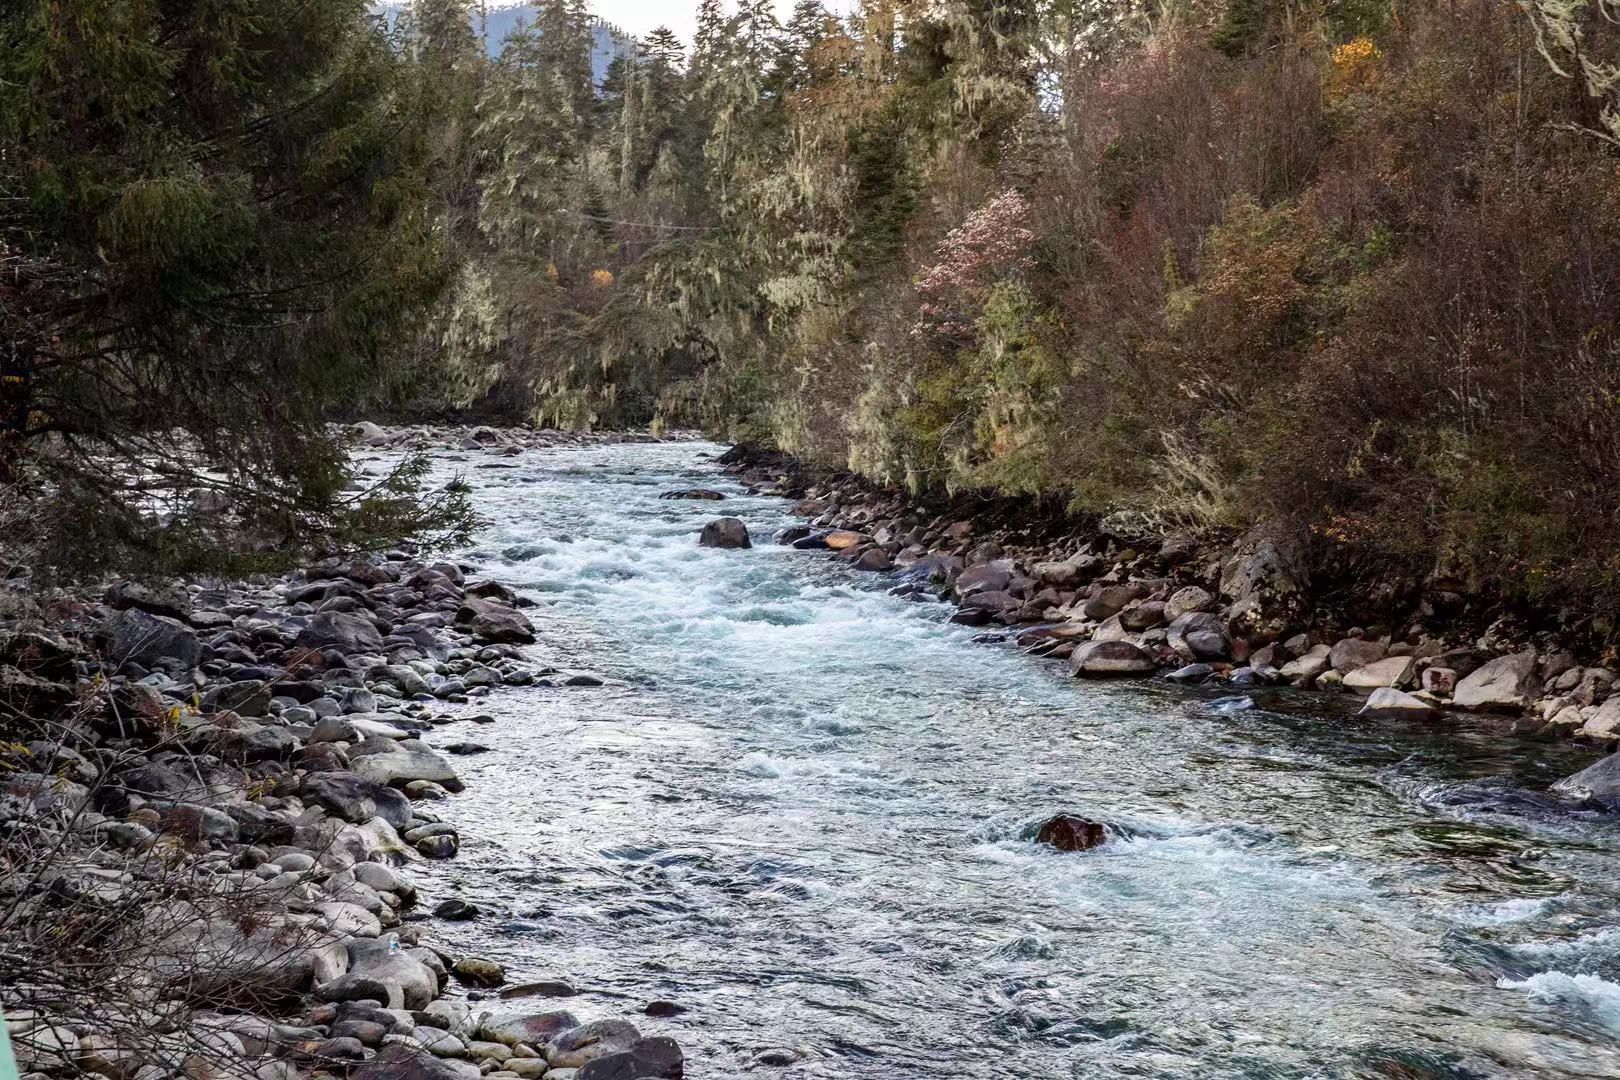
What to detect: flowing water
<box><xmin>397</xmin><ymin>441</ymin><xmax>1620</xmax><ymax>1078</ymax></box>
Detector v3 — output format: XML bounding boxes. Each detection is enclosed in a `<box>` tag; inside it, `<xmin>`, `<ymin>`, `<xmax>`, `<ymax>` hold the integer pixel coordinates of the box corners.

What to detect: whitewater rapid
<box><xmin>384</xmin><ymin>440</ymin><xmax>1620</xmax><ymax>1078</ymax></box>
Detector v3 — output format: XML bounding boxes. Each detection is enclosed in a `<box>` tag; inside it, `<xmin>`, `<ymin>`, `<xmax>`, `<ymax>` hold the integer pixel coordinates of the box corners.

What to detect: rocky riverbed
<box><xmin>10</xmin><ymin>425</ymin><xmax>1620</xmax><ymax>1080</ymax></box>
<box><xmin>1</xmin><ymin>426</ymin><xmax>691</xmax><ymax>1080</ymax></box>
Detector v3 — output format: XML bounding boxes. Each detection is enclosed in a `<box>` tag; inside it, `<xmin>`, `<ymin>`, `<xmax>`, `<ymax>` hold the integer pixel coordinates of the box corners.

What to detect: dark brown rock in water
<box><xmin>698</xmin><ymin>517</ymin><xmax>752</xmax><ymax>549</ymax></box>
<box><xmin>660</xmin><ymin>488</ymin><xmax>726</xmax><ymax>500</ymax></box>
<box><xmin>1035</xmin><ymin>814</ymin><xmax>1107</xmax><ymax>852</ymax></box>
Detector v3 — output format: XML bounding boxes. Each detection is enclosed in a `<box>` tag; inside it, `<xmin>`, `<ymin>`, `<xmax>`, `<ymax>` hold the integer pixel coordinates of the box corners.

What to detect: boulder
<box><xmin>351</xmin><ymin>747</ymin><xmax>462</xmax><ymax>791</ymax></box>
<box><xmin>1280</xmin><ymin>644</ymin><xmax>1331</xmax><ymax>681</ymax></box>
<box><xmin>1069</xmin><ymin>639</ymin><xmax>1156</xmax><ymax>677</ymax></box>
<box><xmin>1342</xmin><ymin>656</ymin><xmax>1416</xmax><ymax>691</ymax></box>
<box><xmin>659</xmin><ymin>489</ymin><xmax>724</xmax><ymax>500</ymax></box>
<box><xmin>1082</xmin><ymin>585</ymin><xmax>1137</xmax><ymax>622</ymax></box>
<box><xmin>1420</xmin><ymin>667</ymin><xmax>1458</xmax><ymax>695</ymax></box>
<box><xmin>353</xmin><ymin>421</ymin><xmax>392</xmax><ymax>447</ymax></box>
<box><xmin>1358</xmin><ymin>688</ymin><xmax>1441</xmax><ymax>720</ymax></box>
<box><xmin>576</xmin><ymin>1038</ymin><xmax>683</xmax><ymax>1080</ymax></box>
<box><xmin>1118</xmin><ymin>601</ymin><xmax>1168</xmax><ymax>632</ymax></box>
<box><xmin>106</xmin><ymin>580</ymin><xmax>189</xmax><ymax>619</ymax></box>
<box><xmin>106</xmin><ymin>608</ymin><xmax>201</xmax><ymax>669</ymax></box>
<box><xmin>1220</xmin><ymin>527</ymin><xmax>1309</xmax><ymax>636</ymax></box>
<box><xmin>1579</xmin><ymin>696</ymin><xmax>1620</xmax><ymax>742</ymax></box>
<box><xmin>1166</xmin><ymin>612</ymin><xmax>1229</xmax><ymax>661</ymax></box>
<box><xmin>296</xmin><ymin>612</ymin><xmax>384</xmax><ymax>655</ymax></box>
<box><xmin>1550</xmin><ymin>752</ymin><xmax>1620</xmax><ymax>808</ymax></box>
<box><xmin>1452</xmin><ymin>650</ymin><xmax>1540</xmax><ymax>712</ymax></box>
<box><xmin>477</xmin><ymin>1011</ymin><xmax>582</xmax><ymax>1049</ymax></box>
<box><xmin>301</xmin><ymin>771</ymin><xmax>413</xmax><ymax>829</ymax></box>
<box><xmin>1165</xmin><ymin>586</ymin><xmax>1215</xmax><ymax>621</ymax></box>
<box><xmin>1328</xmin><ymin>638</ymin><xmax>1385</xmax><ymax>673</ymax></box>
<box><xmin>1034</xmin><ymin>814</ymin><xmax>1107</xmax><ymax>852</ymax></box>
<box><xmin>697</xmin><ymin>517</ymin><xmax>751</xmax><ymax>549</ymax></box>
<box><xmin>455</xmin><ymin>598</ymin><xmax>536</xmax><ymax>645</ymax></box>
<box><xmin>546</xmin><ymin>1020</ymin><xmax>641</xmax><ymax>1070</ymax></box>
<box><xmin>352</xmin><ymin>1046</ymin><xmax>471</xmax><ymax>1080</ymax></box>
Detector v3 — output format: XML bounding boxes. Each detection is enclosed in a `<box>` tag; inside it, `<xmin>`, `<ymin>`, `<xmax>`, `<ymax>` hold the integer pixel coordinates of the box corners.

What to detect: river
<box><xmin>402</xmin><ymin>440</ymin><xmax>1620</xmax><ymax>1078</ymax></box>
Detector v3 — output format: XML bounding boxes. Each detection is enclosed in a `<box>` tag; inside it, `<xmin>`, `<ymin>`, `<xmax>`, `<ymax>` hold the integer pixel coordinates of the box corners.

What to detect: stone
<box><xmin>575</xmin><ymin>1038</ymin><xmax>683</xmax><ymax>1080</ymax></box>
<box><xmin>852</xmin><ymin>548</ymin><xmax>893</xmax><ymax>572</ymax></box>
<box><xmin>545</xmin><ymin>1021</ymin><xmax>640</xmax><ymax>1070</ymax></box>
<box><xmin>1280</xmin><ymin>644</ymin><xmax>1331</xmax><ymax>681</ymax></box>
<box><xmin>1420</xmin><ymin>667</ymin><xmax>1458</xmax><ymax>695</ymax></box>
<box><xmin>1118</xmin><ymin>601</ymin><xmax>1168</xmax><ymax>632</ymax></box>
<box><xmin>1165</xmin><ymin>586</ymin><xmax>1215</xmax><ymax>621</ymax></box>
<box><xmin>434</xmin><ymin>899</ymin><xmax>481</xmax><ymax>921</ymax></box>
<box><xmin>1358</xmin><ymin>688</ymin><xmax>1441</xmax><ymax>720</ymax></box>
<box><xmin>1220</xmin><ymin>528</ymin><xmax>1309</xmax><ymax>636</ymax></box>
<box><xmin>301</xmin><ymin>771</ymin><xmax>414</xmax><ymax>830</ymax></box>
<box><xmin>1034</xmin><ymin>814</ymin><xmax>1107</xmax><ymax>852</ymax></box>
<box><xmin>1165</xmin><ymin>663</ymin><xmax>1214</xmax><ymax>683</ymax></box>
<box><xmin>697</xmin><ymin>517</ymin><xmax>751</xmax><ymax>549</ymax></box>
<box><xmin>455</xmin><ymin>598</ymin><xmax>536</xmax><ymax>645</ymax></box>
<box><xmin>477</xmin><ymin>1011</ymin><xmax>582</xmax><ymax>1049</ymax></box>
<box><xmin>659</xmin><ymin>489</ymin><xmax>724</xmax><ymax>500</ymax></box>
<box><xmin>452</xmin><ymin>958</ymin><xmax>505</xmax><ymax>987</ymax></box>
<box><xmin>1580</xmin><ymin>696</ymin><xmax>1620</xmax><ymax>742</ymax></box>
<box><xmin>106</xmin><ymin>608</ymin><xmax>201</xmax><ymax>669</ymax></box>
<box><xmin>1329</xmin><ymin>638</ymin><xmax>1386</xmax><ymax>673</ymax></box>
<box><xmin>297</xmin><ymin>612</ymin><xmax>385</xmax><ymax>654</ymax></box>
<box><xmin>106</xmin><ymin>580</ymin><xmax>190</xmax><ymax>619</ymax></box>
<box><xmin>1069</xmin><ymin>639</ymin><xmax>1156</xmax><ymax>677</ymax></box>
<box><xmin>1166</xmin><ymin>612</ymin><xmax>1229</xmax><ymax>661</ymax></box>
<box><xmin>354</xmin><ymin>421</ymin><xmax>392</xmax><ymax>446</ymax></box>
<box><xmin>416</xmin><ymin>834</ymin><xmax>459</xmax><ymax>858</ymax></box>
<box><xmin>1551</xmin><ymin>752</ymin><xmax>1620</xmax><ymax>807</ymax></box>
<box><xmin>353</xmin><ymin>1045</ymin><xmax>470</xmax><ymax>1080</ymax></box>
<box><xmin>1452</xmin><ymin>650</ymin><xmax>1540</xmax><ymax>712</ymax></box>
<box><xmin>1342</xmin><ymin>656</ymin><xmax>1417</xmax><ymax>691</ymax></box>
<box><xmin>1082</xmin><ymin>585</ymin><xmax>1136</xmax><ymax>622</ymax></box>
<box><xmin>351</xmin><ymin>747</ymin><xmax>462</xmax><ymax>790</ymax></box>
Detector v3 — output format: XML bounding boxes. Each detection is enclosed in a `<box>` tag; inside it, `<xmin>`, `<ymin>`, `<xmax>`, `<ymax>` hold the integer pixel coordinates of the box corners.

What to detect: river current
<box><xmin>396</xmin><ymin>440</ymin><xmax>1620</xmax><ymax>1078</ymax></box>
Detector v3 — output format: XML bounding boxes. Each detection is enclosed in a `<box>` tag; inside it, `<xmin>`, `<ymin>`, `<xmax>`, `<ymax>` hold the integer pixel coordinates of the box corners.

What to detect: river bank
<box><xmin>714</xmin><ymin>446</ymin><xmax>1620</xmax><ymax>797</ymax></box>
<box><xmin>1</xmin><ymin>425</ymin><xmax>691</xmax><ymax>1080</ymax></box>
<box><xmin>10</xmin><ymin>426</ymin><xmax>1620</xmax><ymax>1079</ymax></box>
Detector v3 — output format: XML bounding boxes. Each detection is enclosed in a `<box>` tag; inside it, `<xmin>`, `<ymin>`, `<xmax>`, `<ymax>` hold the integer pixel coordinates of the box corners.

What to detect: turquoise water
<box><xmin>404</xmin><ymin>441</ymin><xmax>1620</xmax><ymax>1078</ymax></box>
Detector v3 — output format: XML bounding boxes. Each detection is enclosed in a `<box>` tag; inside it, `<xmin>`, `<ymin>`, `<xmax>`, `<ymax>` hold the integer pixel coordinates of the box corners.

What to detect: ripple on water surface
<box><xmin>389</xmin><ymin>441</ymin><xmax>1620</xmax><ymax>1079</ymax></box>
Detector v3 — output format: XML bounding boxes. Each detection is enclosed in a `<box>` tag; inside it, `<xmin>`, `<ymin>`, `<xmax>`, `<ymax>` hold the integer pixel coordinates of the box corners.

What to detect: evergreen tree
<box><xmin>0</xmin><ymin>0</ymin><xmax>473</xmax><ymax>574</ymax></box>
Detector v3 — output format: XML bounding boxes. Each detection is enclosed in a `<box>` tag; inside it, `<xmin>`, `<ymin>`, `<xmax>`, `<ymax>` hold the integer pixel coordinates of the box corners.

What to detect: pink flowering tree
<box><xmin>913</xmin><ymin>189</ymin><xmax>1037</xmax><ymax>339</ymax></box>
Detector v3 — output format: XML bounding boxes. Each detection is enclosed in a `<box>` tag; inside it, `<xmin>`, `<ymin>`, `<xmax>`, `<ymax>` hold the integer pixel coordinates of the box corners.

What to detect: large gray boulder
<box><xmin>476</xmin><ymin>1010</ymin><xmax>582</xmax><ymax>1049</ymax></box>
<box><xmin>296</xmin><ymin>612</ymin><xmax>385</xmax><ymax>654</ymax></box>
<box><xmin>350</xmin><ymin>746</ymin><xmax>462</xmax><ymax>791</ymax></box>
<box><xmin>1166</xmin><ymin>612</ymin><xmax>1229</xmax><ymax>661</ymax></box>
<box><xmin>1220</xmin><ymin>527</ymin><xmax>1309</xmax><ymax>637</ymax></box>
<box><xmin>1358</xmin><ymin>688</ymin><xmax>1440</xmax><ymax>720</ymax></box>
<box><xmin>1328</xmin><ymin>638</ymin><xmax>1386</xmax><ymax>673</ymax></box>
<box><xmin>576</xmin><ymin>1037</ymin><xmax>684</xmax><ymax>1080</ymax></box>
<box><xmin>1069</xmin><ymin>639</ymin><xmax>1157</xmax><ymax>677</ymax></box>
<box><xmin>1342</xmin><ymin>656</ymin><xmax>1416</xmax><ymax>691</ymax></box>
<box><xmin>302</xmin><ymin>771</ymin><xmax>413</xmax><ymax>829</ymax></box>
<box><xmin>455</xmin><ymin>597</ymin><xmax>536</xmax><ymax>644</ymax></box>
<box><xmin>1452</xmin><ymin>650</ymin><xmax>1540</xmax><ymax>712</ymax></box>
<box><xmin>1550</xmin><ymin>752</ymin><xmax>1620</xmax><ymax>808</ymax></box>
<box><xmin>106</xmin><ymin>608</ymin><xmax>200</xmax><ymax>669</ymax></box>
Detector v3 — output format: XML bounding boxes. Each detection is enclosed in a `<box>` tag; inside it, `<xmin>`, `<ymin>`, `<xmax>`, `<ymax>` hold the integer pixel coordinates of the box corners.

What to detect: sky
<box><xmin>580</xmin><ymin>0</ymin><xmax>855</xmax><ymax>43</ymax></box>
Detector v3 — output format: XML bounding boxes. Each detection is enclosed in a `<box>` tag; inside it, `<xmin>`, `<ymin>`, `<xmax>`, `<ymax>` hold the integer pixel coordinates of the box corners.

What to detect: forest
<box><xmin>6</xmin><ymin>0</ymin><xmax>1620</xmax><ymax>608</ymax></box>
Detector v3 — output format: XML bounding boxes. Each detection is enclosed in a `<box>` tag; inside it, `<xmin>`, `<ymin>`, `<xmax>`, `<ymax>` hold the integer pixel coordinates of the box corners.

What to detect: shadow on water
<box><xmin>388</xmin><ymin>441</ymin><xmax>1620</xmax><ymax>1079</ymax></box>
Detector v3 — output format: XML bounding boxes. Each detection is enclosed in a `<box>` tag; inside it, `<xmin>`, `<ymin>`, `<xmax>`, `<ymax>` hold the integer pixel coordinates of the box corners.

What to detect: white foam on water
<box><xmin>1499</xmin><ymin>972</ymin><xmax>1620</xmax><ymax>1035</ymax></box>
<box><xmin>1452</xmin><ymin>895</ymin><xmax>1559</xmax><ymax>927</ymax></box>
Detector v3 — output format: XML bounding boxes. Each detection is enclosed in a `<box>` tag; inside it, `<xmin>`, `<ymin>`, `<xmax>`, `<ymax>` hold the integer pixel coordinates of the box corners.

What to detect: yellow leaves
<box><xmin>1328</xmin><ymin>36</ymin><xmax>1383</xmax><ymax>101</ymax></box>
<box><xmin>589</xmin><ymin>268</ymin><xmax>614</xmax><ymax>288</ymax></box>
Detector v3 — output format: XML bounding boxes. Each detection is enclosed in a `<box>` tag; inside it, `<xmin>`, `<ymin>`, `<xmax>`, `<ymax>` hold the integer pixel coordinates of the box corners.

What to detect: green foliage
<box><xmin>0</xmin><ymin>0</ymin><xmax>473</xmax><ymax>575</ymax></box>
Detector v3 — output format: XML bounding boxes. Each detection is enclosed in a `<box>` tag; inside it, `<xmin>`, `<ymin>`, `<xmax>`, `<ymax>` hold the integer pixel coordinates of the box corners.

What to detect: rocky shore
<box><xmin>714</xmin><ymin>448</ymin><xmax>1620</xmax><ymax>802</ymax></box>
<box><xmin>0</xmin><ymin>435</ymin><xmax>686</xmax><ymax>1080</ymax></box>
